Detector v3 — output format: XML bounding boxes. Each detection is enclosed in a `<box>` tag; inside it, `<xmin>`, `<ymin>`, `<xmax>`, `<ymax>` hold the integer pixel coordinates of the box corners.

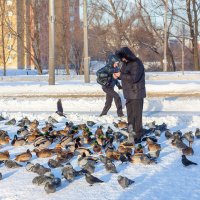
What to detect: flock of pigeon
<box><xmin>0</xmin><ymin>99</ymin><xmax>199</xmax><ymax>194</ymax></box>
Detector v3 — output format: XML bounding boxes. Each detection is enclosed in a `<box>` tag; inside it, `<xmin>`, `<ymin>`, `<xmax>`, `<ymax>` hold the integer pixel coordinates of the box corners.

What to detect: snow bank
<box><xmin>0</xmin><ymin>79</ymin><xmax>200</xmax><ymax>97</ymax></box>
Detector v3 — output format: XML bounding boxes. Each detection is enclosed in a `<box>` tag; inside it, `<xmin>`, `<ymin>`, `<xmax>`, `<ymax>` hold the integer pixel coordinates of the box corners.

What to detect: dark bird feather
<box><xmin>56</xmin><ymin>99</ymin><xmax>66</xmax><ymax>118</ymax></box>
<box><xmin>182</xmin><ymin>155</ymin><xmax>197</xmax><ymax>166</ymax></box>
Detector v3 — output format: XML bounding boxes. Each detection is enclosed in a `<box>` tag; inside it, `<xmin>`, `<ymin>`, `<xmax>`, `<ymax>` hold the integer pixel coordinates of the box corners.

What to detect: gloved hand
<box><xmin>118</xmin><ymin>85</ymin><xmax>123</xmax><ymax>90</ymax></box>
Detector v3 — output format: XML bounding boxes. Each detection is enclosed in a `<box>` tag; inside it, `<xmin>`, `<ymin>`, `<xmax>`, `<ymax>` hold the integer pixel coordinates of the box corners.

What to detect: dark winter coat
<box><xmin>115</xmin><ymin>47</ymin><xmax>146</xmax><ymax>99</ymax></box>
<box><xmin>96</xmin><ymin>54</ymin><xmax>121</xmax><ymax>88</ymax></box>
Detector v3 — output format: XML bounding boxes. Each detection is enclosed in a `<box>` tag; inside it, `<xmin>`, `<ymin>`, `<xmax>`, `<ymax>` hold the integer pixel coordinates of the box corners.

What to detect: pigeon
<box><xmin>44</xmin><ymin>182</ymin><xmax>56</xmax><ymax>194</ymax></box>
<box><xmin>48</xmin><ymin>159</ymin><xmax>63</xmax><ymax>168</ymax></box>
<box><xmin>0</xmin><ymin>172</ymin><xmax>2</xmax><ymax>180</ymax></box>
<box><xmin>182</xmin><ymin>155</ymin><xmax>197</xmax><ymax>166</ymax></box>
<box><xmin>33</xmin><ymin>163</ymin><xmax>51</xmax><ymax>175</ymax></box>
<box><xmin>17</xmin><ymin>126</ymin><xmax>29</xmax><ymax>137</ymax></box>
<box><xmin>52</xmin><ymin>177</ymin><xmax>61</xmax><ymax>188</ymax></box>
<box><xmin>183</xmin><ymin>131</ymin><xmax>194</xmax><ymax>144</ymax></box>
<box><xmin>26</xmin><ymin>162</ymin><xmax>35</xmax><ymax>172</ymax></box>
<box><xmin>173</xmin><ymin>130</ymin><xmax>182</xmax><ymax>137</ymax></box>
<box><xmin>105</xmin><ymin>160</ymin><xmax>117</xmax><ymax>173</ymax></box>
<box><xmin>99</xmin><ymin>155</ymin><xmax>111</xmax><ymax>165</ymax></box>
<box><xmin>156</xmin><ymin>123</ymin><xmax>167</xmax><ymax>132</ymax></box>
<box><xmin>165</xmin><ymin>130</ymin><xmax>172</xmax><ymax>139</ymax></box>
<box><xmin>5</xmin><ymin>118</ymin><xmax>16</xmax><ymax>125</ymax></box>
<box><xmin>48</xmin><ymin>116</ymin><xmax>58</xmax><ymax>124</ymax></box>
<box><xmin>119</xmin><ymin>153</ymin><xmax>129</xmax><ymax>164</ymax></box>
<box><xmin>0</xmin><ymin>115</ymin><xmax>5</xmax><ymax>121</ymax></box>
<box><xmin>142</xmin><ymin>136</ymin><xmax>157</xmax><ymax>143</ymax></box>
<box><xmin>77</xmin><ymin>154</ymin><xmax>96</xmax><ymax>174</ymax></box>
<box><xmin>4</xmin><ymin>160</ymin><xmax>22</xmax><ymax>169</ymax></box>
<box><xmin>87</xmin><ymin>121</ymin><xmax>96</xmax><ymax>127</ymax></box>
<box><xmin>85</xmin><ymin>173</ymin><xmax>104</xmax><ymax>185</ymax></box>
<box><xmin>56</xmin><ymin>99</ymin><xmax>66</xmax><ymax>118</ymax></box>
<box><xmin>148</xmin><ymin>150</ymin><xmax>161</xmax><ymax>159</ymax></box>
<box><xmin>32</xmin><ymin>175</ymin><xmax>53</xmax><ymax>186</ymax></box>
<box><xmin>195</xmin><ymin>128</ymin><xmax>200</xmax><ymax>138</ymax></box>
<box><xmin>145</xmin><ymin>121</ymin><xmax>156</xmax><ymax>129</ymax></box>
<box><xmin>117</xmin><ymin>175</ymin><xmax>134</xmax><ymax>189</ymax></box>
<box><xmin>62</xmin><ymin>164</ymin><xmax>75</xmax><ymax>182</ymax></box>
<box><xmin>154</xmin><ymin>129</ymin><xmax>161</xmax><ymax>137</ymax></box>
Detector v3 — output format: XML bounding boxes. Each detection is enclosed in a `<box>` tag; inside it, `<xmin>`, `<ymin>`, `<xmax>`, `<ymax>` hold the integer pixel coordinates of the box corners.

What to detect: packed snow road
<box><xmin>0</xmin><ymin>97</ymin><xmax>200</xmax><ymax>200</ymax></box>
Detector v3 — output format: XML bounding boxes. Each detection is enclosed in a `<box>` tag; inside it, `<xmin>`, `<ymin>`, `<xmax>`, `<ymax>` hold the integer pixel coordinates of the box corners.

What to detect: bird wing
<box><xmin>57</xmin><ymin>99</ymin><xmax>63</xmax><ymax>113</ymax></box>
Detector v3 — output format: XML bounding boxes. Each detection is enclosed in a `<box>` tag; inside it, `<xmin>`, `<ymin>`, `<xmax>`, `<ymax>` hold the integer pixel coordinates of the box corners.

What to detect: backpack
<box><xmin>96</xmin><ymin>67</ymin><xmax>110</xmax><ymax>86</ymax></box>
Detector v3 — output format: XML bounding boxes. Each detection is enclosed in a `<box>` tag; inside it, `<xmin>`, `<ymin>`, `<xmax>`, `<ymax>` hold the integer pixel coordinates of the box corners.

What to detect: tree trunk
<box><xmin>0</xmin><ymin>1</ymin><xmax>6</xmax><ymax>76</ymax></box>
<box><xmin>186</xmin><ymin>0</ymin><xmax>200</xmax><ymax>70</ymax></box>
<box><xmin>192</xmin><ymin>0</ymin><xmax>200</xmax><ymax>70</ymax></box>
<box><xmin>63</xmin><ymin>0</ymin><xmax>70</xmax><ymax>75</ymax></box>
<box><xmin>168</xmin><ymin>47</ymin><xmax>176</xmax><ymax>71</ymax></box>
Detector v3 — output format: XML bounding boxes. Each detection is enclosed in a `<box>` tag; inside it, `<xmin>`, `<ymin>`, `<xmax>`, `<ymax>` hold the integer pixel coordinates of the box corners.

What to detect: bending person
<box><xmin>115</xmin><ymin>47</ymin><xmax>146</xmax><ymax>143</ymax></box>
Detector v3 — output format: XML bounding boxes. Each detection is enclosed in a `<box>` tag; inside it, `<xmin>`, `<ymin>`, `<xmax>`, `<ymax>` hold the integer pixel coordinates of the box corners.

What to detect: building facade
<box><xmin>0</xmin><ymin>0</ymin><xmax>80</xmax><ymax>71</ymax></box>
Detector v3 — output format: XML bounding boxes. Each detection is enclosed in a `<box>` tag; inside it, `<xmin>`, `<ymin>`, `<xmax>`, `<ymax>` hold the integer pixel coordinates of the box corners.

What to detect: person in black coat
<box><xmin>115</xmin><ymin>47</ymin><xmax>146</xmax><ymax>143</ymax></box>
<box><xmin>96</xmin><ymin>54</ymin><xmax>124</xmax><ymax>117</ymax></box>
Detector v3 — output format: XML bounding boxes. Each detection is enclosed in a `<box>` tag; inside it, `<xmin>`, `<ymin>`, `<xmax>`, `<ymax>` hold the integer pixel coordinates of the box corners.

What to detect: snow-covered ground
<box><xmin>1</xmin><ymin>71</ymin><xmax>200</xmax><ymax>199</ymax></box>
<box><xmin>1</xmin><ymin>96</ymin><xmax>200</xmax><ymax>200</ymax></box>
<box><xmin>1</xmin><ymin>79</ymin><xmax>200</xmax><ymax>97</ymax></box>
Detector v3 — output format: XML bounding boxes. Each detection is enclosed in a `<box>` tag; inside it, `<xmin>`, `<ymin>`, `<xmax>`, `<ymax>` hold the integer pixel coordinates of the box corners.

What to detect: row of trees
<box><xmin>88</xmin><ymin>0</ymin><xmax>200</xmax><ymax>71</ymax></box>
<box><xmin>0</xmin><ymin>0</ymin><xmax>200</xmax><ymax>75</ymax></box>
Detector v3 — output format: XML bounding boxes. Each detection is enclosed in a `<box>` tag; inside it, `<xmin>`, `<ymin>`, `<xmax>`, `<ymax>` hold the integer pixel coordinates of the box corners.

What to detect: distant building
<box><xmin>0</xmin><ymin>0</ymin><xmax>80</xmax><ymax>70</ymax></box>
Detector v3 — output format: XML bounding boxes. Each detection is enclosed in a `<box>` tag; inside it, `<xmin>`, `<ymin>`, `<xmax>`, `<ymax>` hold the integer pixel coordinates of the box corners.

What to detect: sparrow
<box><xmin>117</xmin><ymin>175</ymin><xmax>134</xmax><ymax>189</ymax></box>
<box><xmin>182</xmin><ymin>155</ymin><xmax>197</xmax><ymax>166</ymax></box>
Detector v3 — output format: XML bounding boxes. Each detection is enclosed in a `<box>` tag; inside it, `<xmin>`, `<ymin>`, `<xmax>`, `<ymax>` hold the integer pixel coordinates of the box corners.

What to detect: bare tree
<box><xmin>0</xmin><ymin>0</ymin><xmax>17</xmax><ymax>76</ymax></box>
<box><xmin>187</xmin><ymin>0</ymin><xmax>199</xmax><ymax>70</ymax></box>
<box><xmin>169</xmin><ymin>0</ymin><xmax>200</xmax><ymax>70</ymax></box>
<box><xmin>7</xmin><ymin>0</ymin><xmax>43</xmax><ymax>74</ymax></box>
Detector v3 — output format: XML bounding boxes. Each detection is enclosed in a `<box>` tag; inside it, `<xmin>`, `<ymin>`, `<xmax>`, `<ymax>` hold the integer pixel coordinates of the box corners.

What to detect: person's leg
<box><xmin>126</xmin><ymin>99</ymin><xmax>134</xmax><ymax>126</ymax></box>
<box><xmin>109</xmin><ymin>89</ymin><xmax>123</xmax><ymax>117</ymax></box>
<box><xmin>132</xmin><ymin>99</ymin><xmax>144</xmax><ymax>140</ymax></box>
<box><xmin>100</xmin><ymin>87</ymin><xmax>113</xmax><ymax>116</ymax></box>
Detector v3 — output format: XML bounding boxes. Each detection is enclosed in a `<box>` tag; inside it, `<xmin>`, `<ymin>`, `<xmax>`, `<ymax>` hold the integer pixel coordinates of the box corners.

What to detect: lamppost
<box><xmin>49</xmin><ymin>0</ymin><xmax>55</xmax><ymax>85</ymax></box>
<box><xmin>163</xmin><ymin>0</ymin><xmax>168</xmax><ymax>72</ymax></box>
<box><xmin>83</xmin><ymin>0</ymin><xmax>90</xmax><ymax>83</ymax></box>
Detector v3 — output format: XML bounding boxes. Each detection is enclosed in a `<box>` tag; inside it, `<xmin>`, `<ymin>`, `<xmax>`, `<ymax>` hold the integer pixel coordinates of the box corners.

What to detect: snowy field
<box><xmin>1</xmin><ymin>79</ymin><xmax>200</xmax><ymax>97</ymax></box>
<box><xmin>1</xmin><ymin>96</ymin><xmax>200</xmax><ymax>200</ymax></box>
<box><xmin>1</xmin><ymin>71</ymin><xmax>200</xmax><ymax>200</ymax></box>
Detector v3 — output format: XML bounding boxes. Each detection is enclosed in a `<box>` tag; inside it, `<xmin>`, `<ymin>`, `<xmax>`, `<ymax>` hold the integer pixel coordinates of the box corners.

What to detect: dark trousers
<box><xmin>101</xmin><ymin>86</ymin><xmax>123</xmax><ymax>116</ymax></box>
<box><xmin>126</xmin><ymin>99</ymin><xmax>144</xmax><ymax>139</ymax></box>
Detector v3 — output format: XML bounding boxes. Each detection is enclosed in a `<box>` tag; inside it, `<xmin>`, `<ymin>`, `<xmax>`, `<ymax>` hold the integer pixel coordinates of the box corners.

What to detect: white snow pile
<box><xmin>0</xmin><ymin>79</ymin><xmax>200</xmax><ymax>97</ymax></box>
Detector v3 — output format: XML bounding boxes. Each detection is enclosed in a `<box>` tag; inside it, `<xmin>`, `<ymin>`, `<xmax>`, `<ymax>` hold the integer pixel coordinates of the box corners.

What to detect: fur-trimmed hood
<box><xmin>115</xmin><ymin>47</ymin><xmax>137</xmax><ymax>62</ymax></box>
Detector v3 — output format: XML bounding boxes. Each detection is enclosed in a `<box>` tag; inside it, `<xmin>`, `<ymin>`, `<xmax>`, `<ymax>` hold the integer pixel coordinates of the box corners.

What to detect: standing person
<box><xmin>96</xmin><ymin>54</ymin><xmax>124</xmax><ymax>117</ymax></box>
<box><xmin>114</xmin><ymin>47</ymin><xmax>146</xmax><ymax>143</ymax></box>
